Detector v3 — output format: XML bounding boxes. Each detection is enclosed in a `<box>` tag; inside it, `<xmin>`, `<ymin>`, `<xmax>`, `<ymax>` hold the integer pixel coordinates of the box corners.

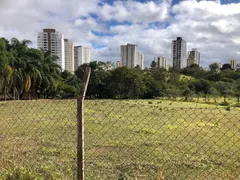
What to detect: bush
<box><xmin>148</xmin><ymin>101</ymin><xmax>153</xmax><ymax>104</ymax></box>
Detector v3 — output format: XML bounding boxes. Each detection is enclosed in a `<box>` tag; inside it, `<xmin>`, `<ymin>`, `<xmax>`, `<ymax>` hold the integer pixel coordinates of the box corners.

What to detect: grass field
<box><xmin>0</xmin><ymin>99</ymin><xmax>240</xmax><ymax>179</ymax></box>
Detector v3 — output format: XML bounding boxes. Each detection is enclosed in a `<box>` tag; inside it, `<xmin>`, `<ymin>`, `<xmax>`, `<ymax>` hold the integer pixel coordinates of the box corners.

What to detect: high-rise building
<box><xmin>216</xmin><ymin>62</ymin><xmax>223</xmax><ymax>72</ymax></box>
<box><xmin>162</xmin><ymin>56</ymin><xmax>167</xmax><ymax>69</ymax></box>
<box><xmin>171</xmin><ymin>37</ymin><xmax>187</xmax><ymax>68</ymax></box>
<box><xmin>187</xmin><ymin>48</ymin><xmax>200</xmax><ymax>67</ymax></box>
<box><xmin>120</xmin><ymin>44</ymin><xmax>144</xmax><ymax>69</ymax></box>
<box><xmin>136</xmin><ymin>52</ymin><xmax>144</xmax><ymax>69</ymax></box>
<box><xmin>230</xmin><ymin>59</ymin><xmax>237</xmax><ymax>70</ymax></box>
<box><xmin>74</xmin><ymin>46</ymin><xmax>91</xmax><ymax>70</ymax></box>
<box><xmin>37</xmin><ymin>29</ymin><xmax>65</xmax><ymax>70</ymax></box>
<box><xmin>155</xmin><ymin>56</ymin><xmax>167</xmax><ymax>69</ymax></box>
<box><xmin>236</xmin><ymin>63</ymin><xmax>240</xmax><ymax>71</ymax></box>
<box><xmin>64</xmin><ymin>39</ymin><xmax>74</xmax><ymax>72</ymax></box>
<box><xmin>116</xmin><ymin>61</ymin><xmax>121</xmax><ymax>68</ymax></box>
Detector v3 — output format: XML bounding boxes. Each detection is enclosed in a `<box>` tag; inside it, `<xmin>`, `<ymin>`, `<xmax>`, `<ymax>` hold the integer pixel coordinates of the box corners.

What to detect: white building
<box><xmin>230</xmin><ymin>59</ymin><xmax>237</xmax><ymax>70</ymax></box>
<box><xmin>98</xmin><ymin>61</ymin><xmax>114</xmax><ymax>71</ymax></box>
<box><xmin>136</xmin><ymin>52</ymin><xmax>144</xmax><ymax>69</ymax></box>
<box><xmin>64</xmin><ymin>39</ymin><xmax>74</xmax><ymax>72</ymax></box>
<box><xmin>74</xmin><ymin>46</ymin><xmax>91</xmax><ymax>70</ymax></box>
<box><xmin>217</xmin><ymin>62</ymin><xmax>223</xmax><ymax>72</ymax></box>
<box><xmin>120</xmin><ymin>44</ymin><xmax>144</xmax><ymax>69</ymax></box>
<box><xmin>171</xmin><ymin>37</ymin><xmax>187</xmax><ymax>68</ymax></box>
<box><xmin>116</xmin><ymin>61</ymin><xmax>121</xmax><ymax>68</ymax></box>
<box><xmin>187</xmin><ymin>48</ymin><xmax>200</xmax><ymax>67</ymax></box>
<box><xmin>236</xmin><ymin>63</ymin><xmax>240</xmax><ymax>71</ymax></box>
<box><xmin>37</xmin><ymin>29</ymin><xmax>65</xmax><ymax>70</ymax></box>
<box><xmin>154</xmin><ymin>56</ymin><xmax>167</xmax><ymax>69</ymax></box>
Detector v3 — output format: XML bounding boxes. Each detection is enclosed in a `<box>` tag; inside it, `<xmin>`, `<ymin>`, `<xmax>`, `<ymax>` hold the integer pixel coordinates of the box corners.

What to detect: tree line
<box><xmin>1</xmin><ymin>37</ymin><xmax>240</xmax><ymax>102</ymax></box>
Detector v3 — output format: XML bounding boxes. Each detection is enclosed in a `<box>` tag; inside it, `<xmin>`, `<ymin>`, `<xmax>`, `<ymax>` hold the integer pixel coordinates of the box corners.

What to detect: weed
<box><xmin>225</xmin><ymin>106</ymin><xmax>231</xmax><ymax>111</ymax></box>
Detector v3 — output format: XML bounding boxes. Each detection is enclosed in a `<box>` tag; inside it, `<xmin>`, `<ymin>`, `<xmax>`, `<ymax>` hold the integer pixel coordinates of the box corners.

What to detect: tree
<box><xmin>204</xmin><ymin>72</ymin><xmax>222</xmax><ymax>82</ymax></box>
<box><xmin>24</xmin><ymin>48</ymin><xmax>43</xmax><ymax>99</ymax></box>
<box><xmin>9</xmin><ymin>38</ymin><xmax>31</xmax><ymax>100</ymax></box>
<box><xmin>189</xmin><ymin>64</ymin><xmax>200</xmax><ymax>69</ymax></box>
<box><xmin>40</xmin><ymin>51</ymin><xmax>61</xmax><ymax>98</ymax></box>
<box><xmin>109</xmin><ymin>67</ymin><xmax>145</xmax><ymax>98</ymax></box>
<box><xmin>234</xmin><ymin>82</ymin><xmax>240</xmax><ymax>103</ymax></box>
<box><xmin>182</xmin><ymin>88</ymin><xmax>194</xmax><ymax>101</ymax></box>
<box><xmin>189</xmin><ymin>79</ymin><xmax>212</xmax><ymax>102</ymax></box>
<box><xmin>220</xmin><ymin>63</ymin><xmax>232</xmax><ymax>71</ymax></box>
<box><xmin>150</xmin><ymin>67</ymin><xmax>167</xmax><ymax>82</ymax></box>
<box><xmin>209</xmin><ymin>63</ymin><xmax>219</xmax><ymax>72</ymax></box>
<box><xmin>0</xmin><ymin>39</ymin><xmax>12</xmax><ymax>100</ymax></box>
<box><xmin>215</xmin><ymin>81</ymin><xmax>233</xmax><ymax>103</ymax></box>
<box><xmin>142</xmin><ymin>74</ymin><xmax>162</xmax><ymax>98</ymax></box>
<box><xmin>150</xmin><ymin>60</ymin><xmax>157</xmax><ymax>68</ymax></box>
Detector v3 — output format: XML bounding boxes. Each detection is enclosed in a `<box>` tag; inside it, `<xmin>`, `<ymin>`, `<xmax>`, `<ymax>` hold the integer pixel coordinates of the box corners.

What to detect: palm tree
<box><xmin>9</xmin><ymin>38</ymin><xmax>31</xmax><ymax>100</ymax></box>
<box><xmin>40</xmin><ymin>50</ymin><xmax>61</xmax><ymax>98</ymax></box>
<box><xmin>24</xmin><ymin>48</ymin><xmax>42</xmax><ymax>99</ymax></box>
<box><xmin>0</xmin><ymin>38</ymin><xmax>12</xmax><ymax>100</ymax></box>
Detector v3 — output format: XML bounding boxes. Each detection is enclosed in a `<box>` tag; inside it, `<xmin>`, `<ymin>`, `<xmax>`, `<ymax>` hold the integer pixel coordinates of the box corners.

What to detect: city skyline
<box><xmin>1</xmin><ymin>0</ymin><xmax>240</xmax><ymax>67</ymax></box>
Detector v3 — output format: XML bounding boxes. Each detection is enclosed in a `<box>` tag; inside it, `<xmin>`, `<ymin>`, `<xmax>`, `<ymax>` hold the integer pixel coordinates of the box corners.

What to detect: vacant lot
<box><xmin>0</xmin><ymin>99</ymin><xmax>240</xmax><ymax>179</ymax></box>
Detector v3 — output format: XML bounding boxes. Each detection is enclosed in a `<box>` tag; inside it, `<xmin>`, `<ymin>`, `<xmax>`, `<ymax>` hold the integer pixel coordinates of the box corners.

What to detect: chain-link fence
<box><xmin>84</xmin><ymin>100</ymin><xmax>240</xmax><ymax>180</ymax></box>
<box><xmin>0</xmin><ymin>99</ymin><xmax>77</xmax><ymax>179</ymax></box>
<box><xmin>0</xmin><ymin>98</ymin><xmax>240</xmax><ymax>180</ymax></box>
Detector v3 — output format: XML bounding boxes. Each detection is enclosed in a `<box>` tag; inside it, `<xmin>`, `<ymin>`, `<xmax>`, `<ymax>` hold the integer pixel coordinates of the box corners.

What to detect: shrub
<box><xmin>148</xmin><ymin>101</ymin><xmax>153</xmax><ymax>104</ymax></box>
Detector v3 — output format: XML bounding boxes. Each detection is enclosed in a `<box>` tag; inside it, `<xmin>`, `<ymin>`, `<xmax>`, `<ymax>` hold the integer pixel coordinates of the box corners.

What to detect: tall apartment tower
<box><xmin>136</xmin><ymin>52</ymin><xmax>144</xmax><ymax>69</ymax></box>
<box><xmin>37</xmin><ymin>29</ymin><xmax>65</xmax><ymax>70</ymax></box>
<box><xmin>64</xmin><ymin>39</ymin><xmax>74</xmax><ymax>72</ymax></box>
<box><xmin>187</xmin><ymin>48</ymin><xmax>200</xmax><ymax>67</ymax></box>
<box><xmin>155</xmin><ymin>56</ymin><xmax>167</xmax><ymax>69</ymax></box>
<box><xmin>230</xmin><ymin>59</ymin><xmax>237</xmax><ymax>70</ymax></box>
<box><xmin>116</xmin><ymin>61</ymin><xmax>121</xmax><ymax>68</ymax></box>
<box><xmin>171</xmin><ymin>37</ymin><xmax>187</xmax><ymax>68</ymax></box>
<box><xmin>120</xmin><ymin>44</ymin><xmax>144</xmax><ymax>69</ymax></box>
<box><xmin>74</xmin><ymin>46</ymin><xmax>91</xmax><ymax>70</ymax></box>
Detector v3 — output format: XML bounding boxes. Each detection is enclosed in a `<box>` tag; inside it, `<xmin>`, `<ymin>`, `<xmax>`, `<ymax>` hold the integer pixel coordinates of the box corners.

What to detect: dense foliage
<box><xmin>1</xmin><ymin>37</ymin><xmax>240</xmax><ymax>101</ymax></box>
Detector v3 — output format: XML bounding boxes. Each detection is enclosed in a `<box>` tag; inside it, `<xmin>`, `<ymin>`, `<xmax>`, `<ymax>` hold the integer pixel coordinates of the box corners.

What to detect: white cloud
<box><xmin>0</xmin><ymin>0</ymin><xmax>240</xmax><ymax>67</ymax></box>
<box><xmin>98</xmin><ymin>0</ymin><xmax>171</xmax><ymax>23</ymax></box>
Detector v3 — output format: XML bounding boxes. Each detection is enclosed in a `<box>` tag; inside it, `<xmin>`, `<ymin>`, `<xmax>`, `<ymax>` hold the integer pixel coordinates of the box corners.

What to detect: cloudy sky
<box><xmin>0</xmin><ymin>0</ymin><xmax>240</xmax><ymax>68</ymax></box>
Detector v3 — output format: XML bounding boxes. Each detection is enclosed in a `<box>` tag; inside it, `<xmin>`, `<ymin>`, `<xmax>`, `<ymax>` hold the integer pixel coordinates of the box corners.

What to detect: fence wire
<box><xmin>0</xmin><ymin>99</ymin><xmax>77</xmax><ymax>179</ymax></box>
<box><xmin>84</xmin><ymin>100</ymin><xmax>240</xmax><ymax>180</ymax></box>
<box><xmin>0</xmin><ymin>98</ymin><xmax>240</xmax><ymax>180</ymax></box>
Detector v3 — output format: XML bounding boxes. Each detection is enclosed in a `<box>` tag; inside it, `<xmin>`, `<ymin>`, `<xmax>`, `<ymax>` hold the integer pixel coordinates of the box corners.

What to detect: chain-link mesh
<box><xmin>84</xmin><ymin>100</ymin><xmax>240</xmax><ymax>180</ymax></box>
<box><xmin>1</xmin><ymin>98</ymin><xmax>240</xmax><ymax>179</ymax></box>
<box><xmin>0</xmin><ymin>99</ymin><xmax>77</xmax><ymax>179</ymax></box>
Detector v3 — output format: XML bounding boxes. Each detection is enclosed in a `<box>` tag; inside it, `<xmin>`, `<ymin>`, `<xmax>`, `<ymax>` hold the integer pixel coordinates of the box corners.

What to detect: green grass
<box><xmin>0</xmin><ymin>99</ymin><xmax>240</xmax><ymax>179</ymax></box>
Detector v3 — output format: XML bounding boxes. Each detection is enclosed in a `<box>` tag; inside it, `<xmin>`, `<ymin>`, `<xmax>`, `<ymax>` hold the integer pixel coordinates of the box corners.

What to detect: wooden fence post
<box><xmin>77</xmin><ymin>67</ymin><xmax>91</xmax><ymax>180</ymax></box>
